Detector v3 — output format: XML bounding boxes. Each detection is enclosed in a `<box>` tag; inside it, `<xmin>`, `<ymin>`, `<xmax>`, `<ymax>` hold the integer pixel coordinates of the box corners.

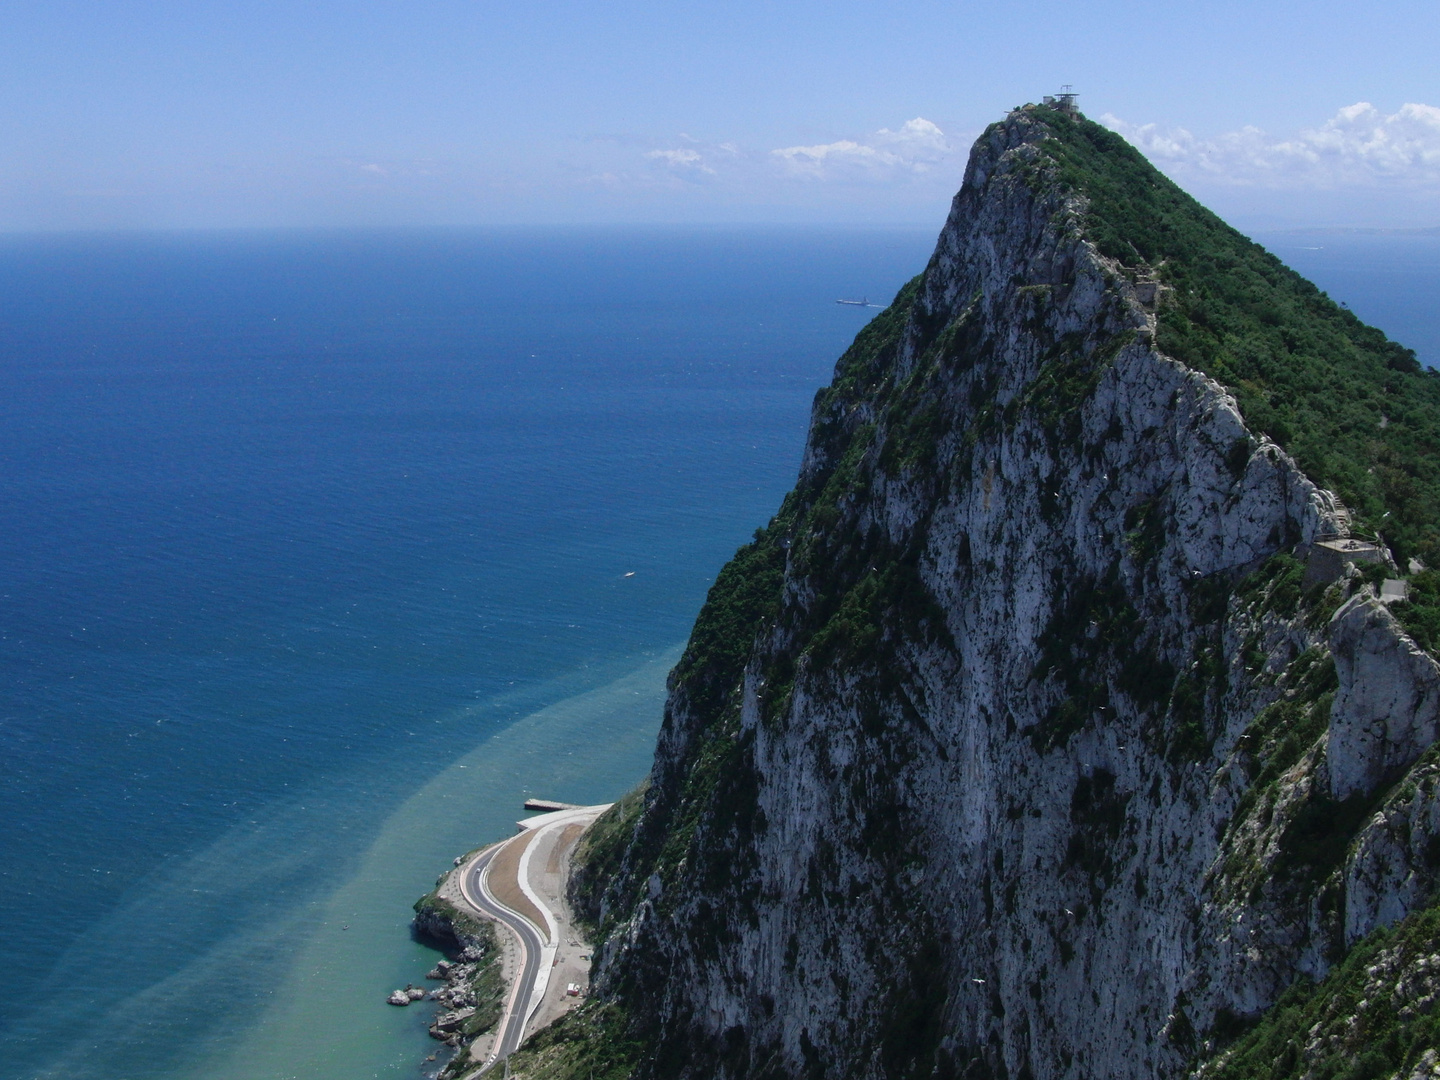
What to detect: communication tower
<box><xmin>1042</xmin><ymin>86</ymin><xmax>1080</xmax><ymax>114</ymax></box>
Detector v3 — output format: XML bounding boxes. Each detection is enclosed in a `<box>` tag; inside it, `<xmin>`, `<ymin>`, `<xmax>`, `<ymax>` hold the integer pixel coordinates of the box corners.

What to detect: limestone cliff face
<box><xmin>578</xmin><ymin>108</ymin><xmax>1440</xmax><ymax>1080</ymax></box>
<box><xmin>1328</xmin><ymin>595</ymin><xmax>1440</xmax><ymax>802</ymax></box>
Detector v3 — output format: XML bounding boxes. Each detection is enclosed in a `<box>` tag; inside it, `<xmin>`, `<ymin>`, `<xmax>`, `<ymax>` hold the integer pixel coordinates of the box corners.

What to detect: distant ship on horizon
<box><xmin>836</xmin><ymin>297</ymin><xmax>868</xmax><ymax>306</ymax></box>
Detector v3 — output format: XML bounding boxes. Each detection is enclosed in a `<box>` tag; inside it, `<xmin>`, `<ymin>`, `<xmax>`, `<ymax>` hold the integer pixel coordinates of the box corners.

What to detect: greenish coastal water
<box><xmin>200</xmin><ymin>647</ymin><xmax>677</xmax><ymax>1080</ymax></box>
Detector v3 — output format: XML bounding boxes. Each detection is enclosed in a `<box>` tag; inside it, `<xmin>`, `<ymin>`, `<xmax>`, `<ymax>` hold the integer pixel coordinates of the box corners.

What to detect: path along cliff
<box><xmin>502</xmin><ymin>105</ymin><xmax>1440</xmax><ymax>1080</ymax></box>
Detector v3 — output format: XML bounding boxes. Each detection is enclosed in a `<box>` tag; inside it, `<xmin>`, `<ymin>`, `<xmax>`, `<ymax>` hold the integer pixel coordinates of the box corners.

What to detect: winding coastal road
<box><xmin>454</xmin><ymin>804</ymin><xmax>610</xmax><ymax>1073</ymax></box>
<box><xmin>459</xmin><ymin>844</ymin><xmax>546</xmax><ymax>1067</ymax></box>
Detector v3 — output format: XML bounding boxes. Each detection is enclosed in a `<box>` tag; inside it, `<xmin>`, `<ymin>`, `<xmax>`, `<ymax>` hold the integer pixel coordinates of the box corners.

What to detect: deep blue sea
<box><xmin>0</xmin><ymin>227</ymin><xmax>932</xmax><ymax>1080</ymax></box>
<box><xmin>1257</xmin><ymin>231</ymin><xmax>1440</xmax><ymax>368</ymax></box>
<box><xmin>0</xmin><ymin>225</ymin><xmax>1434</xmax><ymax>1080</ymax></box>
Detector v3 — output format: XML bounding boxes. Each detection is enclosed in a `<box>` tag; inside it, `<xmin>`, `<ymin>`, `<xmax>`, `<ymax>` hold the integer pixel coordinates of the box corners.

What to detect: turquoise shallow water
<box><xmin>28</xmin><ymin>650</ymin><xmax>678</xmax><ymax>1080</ymax></box>
<box><xmin>206</xmin><ymin>649</ymin><xmax>681</xmax><ymax>1080</ymax></box>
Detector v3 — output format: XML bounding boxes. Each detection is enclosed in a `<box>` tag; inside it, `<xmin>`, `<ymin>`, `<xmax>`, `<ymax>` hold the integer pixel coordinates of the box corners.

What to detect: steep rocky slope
<box><xmin>518</xmin><ymin>106</ymin><xmax>1440</xmax><ymax>1080</ymax></box>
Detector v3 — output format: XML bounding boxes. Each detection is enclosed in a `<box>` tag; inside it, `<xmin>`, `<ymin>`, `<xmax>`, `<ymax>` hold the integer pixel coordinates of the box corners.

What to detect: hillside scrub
<box><xmin>1196</xmin><ymin>894</ymin><xmax>1440</xmax><ymax>1080</ymax></box>
<box><xmin>1034</xmin><ymin>106</ymin><xmax>1440</xmax><ymax>568</ymax></box>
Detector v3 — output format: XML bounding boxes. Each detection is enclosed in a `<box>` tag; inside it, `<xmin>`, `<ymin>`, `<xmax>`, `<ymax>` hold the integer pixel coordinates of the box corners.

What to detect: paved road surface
<box><xmin>461</xmin><ymin>845</ymin><xmax>545</xmax><ymax>1068</ymax></box>
<box><xmin>454</xmin><ymin>805</ymin><xmax>610</xmax><ymax>1072</ymax></box>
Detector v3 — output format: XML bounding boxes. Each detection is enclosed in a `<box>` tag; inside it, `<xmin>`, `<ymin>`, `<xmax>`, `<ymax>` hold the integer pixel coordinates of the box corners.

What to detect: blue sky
<box><xmin>2</xmin><ymin>0</ymin><xmax>1437</xmax><ymax>229</ymax></box>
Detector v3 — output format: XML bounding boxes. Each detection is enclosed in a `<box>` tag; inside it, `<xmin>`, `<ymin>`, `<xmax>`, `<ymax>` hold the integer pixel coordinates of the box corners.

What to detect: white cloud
<box><xmin>1103</xmin><ymin>103</ymin><xmax>1440</xmax><ymax>190</ymax></box>
<box><xmin>877</xmin><ymin>117</ymin><xmax>950</xmax><ymax>158</ymax></box>
<box><xmin>574</xmin><ymin>118</ymin><xmax>967</xmax><ymax>213</ymax></box>
<box><xmin>771</xmin><ymin>117</ymin><xmax>955</xmax><ymax>179</ymax></box>
<box><xmin>644</xmin><ymin>148</ymin><xmax>715</xmax><ymax>174</ymax></box>
<box><xmin>774</xmin><ymin>139</ymin><xmax>895</xmax><ymax>169</ymax></box>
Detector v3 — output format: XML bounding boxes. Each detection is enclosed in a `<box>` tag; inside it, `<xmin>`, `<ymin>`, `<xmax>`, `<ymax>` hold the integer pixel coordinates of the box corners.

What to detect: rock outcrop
<box><xmin>548</xmin><ymin>105</ymin><xmax>1440</xmax><ymax>1080</ymax></box>
<box><xmin>410</xmin><ymin>883</ymin><xmax>506</xmax><ymax>1050</ymax></box>
<box><xmin>1328</xmin><ymin>593</ymin><xmax>1440</xmax><ymax>800</ymax></box>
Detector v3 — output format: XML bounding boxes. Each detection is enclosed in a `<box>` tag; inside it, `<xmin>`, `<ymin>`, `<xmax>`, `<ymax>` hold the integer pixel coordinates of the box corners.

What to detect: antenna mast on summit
<box><xmin>1043</xmin><ymin>86</ymin><xmax>1080</xmax><ymax>114</ymax></box>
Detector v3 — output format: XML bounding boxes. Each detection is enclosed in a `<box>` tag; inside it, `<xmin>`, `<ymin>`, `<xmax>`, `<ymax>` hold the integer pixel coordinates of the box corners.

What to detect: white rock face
<box><xmin>589</xmin><ymin>109</ymin><xmax>1440</xmax><ymax>1080</ymax></box>
<box><xmin>1344</xmin><ymin>757</ymin><xmax>1440</xmax><ymax>942</ymax></box>
<box><xmin>1328</xmin><ymin>593</ymin><xmax>1440</xmax><ymax>800</ymax></box>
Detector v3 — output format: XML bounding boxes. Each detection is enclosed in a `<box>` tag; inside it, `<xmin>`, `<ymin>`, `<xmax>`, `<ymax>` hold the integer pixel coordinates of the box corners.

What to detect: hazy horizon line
<box><xmin>0</xmin><ymin>219</ymin><xmax>1436</xmax><ymax>241</ymax></box>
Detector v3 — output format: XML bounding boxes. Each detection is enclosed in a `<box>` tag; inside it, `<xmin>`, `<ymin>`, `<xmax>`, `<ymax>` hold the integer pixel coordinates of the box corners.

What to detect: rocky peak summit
<box><xmin>505</xmin><ymin>106</ymin><xmax>1440</xmax><ymax>1080</ymax></box>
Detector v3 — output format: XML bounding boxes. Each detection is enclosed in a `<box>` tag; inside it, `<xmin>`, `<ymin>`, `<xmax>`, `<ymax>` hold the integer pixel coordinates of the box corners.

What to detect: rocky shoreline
<box><xmin>407</xmin><ymin>879</ymin><xmax>507</xmax><ymax>1059</ymax></box>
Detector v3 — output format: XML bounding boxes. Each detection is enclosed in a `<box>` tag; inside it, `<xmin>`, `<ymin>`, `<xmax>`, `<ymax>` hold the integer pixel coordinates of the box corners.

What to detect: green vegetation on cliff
<box><xmin>498</xmin><ymin>1002</ymin><xmax>641</xmax><ymax>1080</ymax></box>
<box><xmin>1032</xmin><ymin>105</ymin><xmax>1440</xmax><ymax>567</ymax></box>
<box><xmin>1197</xmin><ymin>894</ymin><xmax>1440</xmax><ymax>1080</ymax></box>
<box><xmin>585</xmin><ymin>518</ymin><xmax>794</xmax><ymax>940</ymax></box>
<box><xmin>414</xmin><ymin>889</ymin><xmax>488</xmax><ymax>944</ymax></box>
<box><xmin>570</xmin><ymin>781</ymin><xmax>647</xmax><ymax>938</ymax></box>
